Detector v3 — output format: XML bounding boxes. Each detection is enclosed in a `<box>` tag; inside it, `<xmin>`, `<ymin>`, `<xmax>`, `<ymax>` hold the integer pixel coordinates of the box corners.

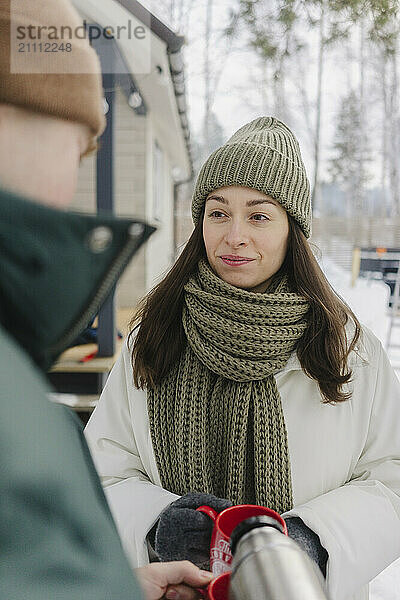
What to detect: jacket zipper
<box><xmin>49</xmin><ymin>225</ymin><xmax>144</xmax><ymax>358</ymax></box>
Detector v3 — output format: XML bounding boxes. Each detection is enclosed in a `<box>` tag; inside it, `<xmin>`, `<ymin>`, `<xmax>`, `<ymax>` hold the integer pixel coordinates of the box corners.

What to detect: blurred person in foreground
<box><xmin>0</xmin><ymin>1</ymin><xmax>212</xmax><ymax>599</ymax></box>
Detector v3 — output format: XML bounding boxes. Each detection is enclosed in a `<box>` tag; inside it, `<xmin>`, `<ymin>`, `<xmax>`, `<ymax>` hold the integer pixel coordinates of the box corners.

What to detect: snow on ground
<box><xmin>320</xmin><ymin>257</ymin><xmax>391</xmax><ymax>347</ymax></box>
<box><xmin>320</xmin><ymin>257</ymin><xmax>400</xmax><ymax>599</ymax></box>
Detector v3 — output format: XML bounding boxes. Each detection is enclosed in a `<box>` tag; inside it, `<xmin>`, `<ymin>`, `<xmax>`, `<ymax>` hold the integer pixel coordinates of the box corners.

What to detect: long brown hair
<box><xmin>129</xmin><ymin>212</ymin><xmax>360</xmax><ymax>403</ymax></box>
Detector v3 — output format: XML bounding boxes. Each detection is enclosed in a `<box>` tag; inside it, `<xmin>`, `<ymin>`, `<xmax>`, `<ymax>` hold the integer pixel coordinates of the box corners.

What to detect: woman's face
<box><xmin>203</xmin><ymin>185</ymin><xmax>289</xmax><ymax>293</ymax></box>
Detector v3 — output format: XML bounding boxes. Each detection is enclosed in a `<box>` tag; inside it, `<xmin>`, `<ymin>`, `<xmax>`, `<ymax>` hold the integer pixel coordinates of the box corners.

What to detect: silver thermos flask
<box><xmin>229</xmin><ymin>516</ymin><xmax>330</xmax><ymax>600</ymax></box>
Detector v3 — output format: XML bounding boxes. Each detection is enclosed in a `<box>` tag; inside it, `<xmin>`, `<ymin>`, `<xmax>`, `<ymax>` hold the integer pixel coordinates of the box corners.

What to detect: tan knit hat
<box><xmin>192</xmin><ymin>117</ymin><xmax>312</xmax><ymax>238</ymax></box>
<box><xmin>0</xmin><ymin>0</ymin><xmax>106</xmax><ymax>149</ymax></box>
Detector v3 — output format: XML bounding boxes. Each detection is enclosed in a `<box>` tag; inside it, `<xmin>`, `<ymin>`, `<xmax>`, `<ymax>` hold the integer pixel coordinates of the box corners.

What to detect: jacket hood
<box><xmin>0</xmin><ymin>189</ymin><xmax>155</xmax><ymax>370</ymax></box>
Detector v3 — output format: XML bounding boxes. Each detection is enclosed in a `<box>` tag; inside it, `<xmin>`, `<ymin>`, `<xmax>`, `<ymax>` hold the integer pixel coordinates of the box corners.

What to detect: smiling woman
<box><xmin>85</xmin><ymin>117</ymin><xmax>400</xmax><ymax>600</ymax></box>
<box><xmin>203</xmin><ymin>186</ymin><xmax>289</xmax><ymax>292</ymax></box>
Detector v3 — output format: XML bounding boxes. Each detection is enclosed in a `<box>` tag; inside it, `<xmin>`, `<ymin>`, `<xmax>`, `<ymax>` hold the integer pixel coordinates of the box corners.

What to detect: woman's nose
<box><xmin>224</xmin><ymin>222</ymin><xmax>249</xmax><ymax>247</ymax></box>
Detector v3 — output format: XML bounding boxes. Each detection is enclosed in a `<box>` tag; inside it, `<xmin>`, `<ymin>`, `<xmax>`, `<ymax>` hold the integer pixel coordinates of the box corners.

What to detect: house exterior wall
<box><xmin>72</xmin><ymin>88</ymin><xmax>179</xmax><ymax>311</ymax></box>
<box><xmin>144</xmin><ymin>117</ymin><xmax>175</xmax><ymax>291</ymax></box>
<box><xmin>175</xmin><ymin>180</ymin><xmax>195</xmax><ymax>256</ymax></box>
<box><xmin>72</xmin><ymin>88</ymin><xmax>147</xmax><ymax>310</ymax></box>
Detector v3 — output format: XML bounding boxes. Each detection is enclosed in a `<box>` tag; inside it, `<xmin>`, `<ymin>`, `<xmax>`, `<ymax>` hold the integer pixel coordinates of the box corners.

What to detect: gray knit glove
<box><xmin>154</xmin><ymin>492</ymin><xmax>232</xmax><ymax>567</ymax></box>
<box><xmin>284</xmin><ymin>516</ymin><xmax>328</xmax><ymax>577</ymax></box>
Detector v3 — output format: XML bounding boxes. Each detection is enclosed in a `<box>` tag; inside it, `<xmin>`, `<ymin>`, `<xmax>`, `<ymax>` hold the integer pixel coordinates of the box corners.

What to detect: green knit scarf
<box><xmin>147</xmin><ymin>260</ymin><xmax>310</xmax><ymax>513</ymax></box>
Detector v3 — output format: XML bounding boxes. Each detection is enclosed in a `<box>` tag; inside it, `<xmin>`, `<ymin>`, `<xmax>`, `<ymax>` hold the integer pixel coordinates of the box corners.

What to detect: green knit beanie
<box><xmin>192</xmin><ymin>116</ymin><xmax>311</xmax><ymax>238</ymax></box>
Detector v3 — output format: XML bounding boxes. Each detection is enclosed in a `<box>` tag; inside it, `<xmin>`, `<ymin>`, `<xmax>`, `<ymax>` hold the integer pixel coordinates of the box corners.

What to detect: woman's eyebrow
<box><xmin>205</xmin><ymin>195</ymin><xmax>277</xmax><ymax>208</ymax></box>
<box><xmin>205</xmin><ymin>195</ymin><xmax>228</xmax><ymax>204</ymax></box>
<box><xmin>246</xmin><ymin>199</ymin><xmax>277</xmax><ymax>207</ymax></box>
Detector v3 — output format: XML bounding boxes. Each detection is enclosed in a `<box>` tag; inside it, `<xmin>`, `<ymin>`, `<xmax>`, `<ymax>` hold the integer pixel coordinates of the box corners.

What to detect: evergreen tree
<box><xmin>329</xmin><ymin>90</ymin><xmax>372</xmax><ymax>219</ymax></box>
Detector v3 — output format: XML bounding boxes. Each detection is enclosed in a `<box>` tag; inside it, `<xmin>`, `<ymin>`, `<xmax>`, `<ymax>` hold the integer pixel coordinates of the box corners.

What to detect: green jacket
<box><xmin>0</xmin><ymin>189</ymin><xmax>154</xmax><ymax>599</ymax></box>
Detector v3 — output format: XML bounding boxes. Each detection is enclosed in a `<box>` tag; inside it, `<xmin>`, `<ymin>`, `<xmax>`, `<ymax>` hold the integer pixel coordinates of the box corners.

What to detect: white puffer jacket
<box><xmin>85</xmin><ymin>326</ymin><xmax>400</xmax><ymax>600</ymax></box>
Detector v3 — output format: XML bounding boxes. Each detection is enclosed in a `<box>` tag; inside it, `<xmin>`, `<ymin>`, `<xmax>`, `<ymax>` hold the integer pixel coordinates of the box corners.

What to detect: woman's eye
<box><xmin>209</xmin><ymin>210</ymin><xmax>226</xmax><ymax>218</ymax></box>
<box><xmin>251</xmin><ymin>213</ymin><xmax>269</xmax><ymax>221</ymax></box>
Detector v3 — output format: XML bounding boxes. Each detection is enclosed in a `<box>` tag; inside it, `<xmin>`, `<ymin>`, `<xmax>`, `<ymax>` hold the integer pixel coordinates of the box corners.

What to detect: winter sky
<box><xmin>143</xmin><ymin>0</ymin><xmax>385</xmax><ymax>188</ymax></box>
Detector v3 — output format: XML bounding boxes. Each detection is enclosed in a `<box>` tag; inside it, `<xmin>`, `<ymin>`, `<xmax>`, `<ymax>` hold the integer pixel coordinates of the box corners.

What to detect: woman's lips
<box><xmin>220</xmin><ymin>255</ymin><xmax>255</xmax><ymax>267</ymax></box>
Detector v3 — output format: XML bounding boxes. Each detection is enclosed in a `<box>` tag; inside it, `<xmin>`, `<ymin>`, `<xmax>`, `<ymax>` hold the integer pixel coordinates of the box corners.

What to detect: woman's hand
<box><xmin>285</xmin><ymin>517</ymin><xmax>328</xmax><ymax>576</ymax></box>
<box><xmin>155</xmin><ymin>492</ymin><xmax>232</xmax><ymax>567</ymax></box>
<box><xmin>135</xmin><ymin>561</ymin><xmax>213</xmax><ymax>600</ymax></box>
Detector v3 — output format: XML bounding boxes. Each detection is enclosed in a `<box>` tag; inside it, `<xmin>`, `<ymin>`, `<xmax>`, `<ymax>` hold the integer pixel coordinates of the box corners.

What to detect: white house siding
<box><xmin>73</xmin><ymin>88</ymin><xmax>147</xmax><ymax>309</ymax></box>
<box><xmin>113</xmin><ymin>89</ymin><xmax>146</xmax><ymax>309</ymax></box>
<box><xmin>144</xmin><ymin>117</ymin><xmax>175</xmax><ymax>291</ymax></box>
<box><xmin>175</xmin><ymin>181</ymin><xmax>194</xmax><ymax>255</ymax></box>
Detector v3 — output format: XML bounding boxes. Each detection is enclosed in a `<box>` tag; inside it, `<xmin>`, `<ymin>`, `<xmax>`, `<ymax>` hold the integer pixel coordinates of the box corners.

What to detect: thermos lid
<box><xmin>230</xmin><ymin>515</ymin><xmax>285</xmax><ymax>554</ymax></box>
